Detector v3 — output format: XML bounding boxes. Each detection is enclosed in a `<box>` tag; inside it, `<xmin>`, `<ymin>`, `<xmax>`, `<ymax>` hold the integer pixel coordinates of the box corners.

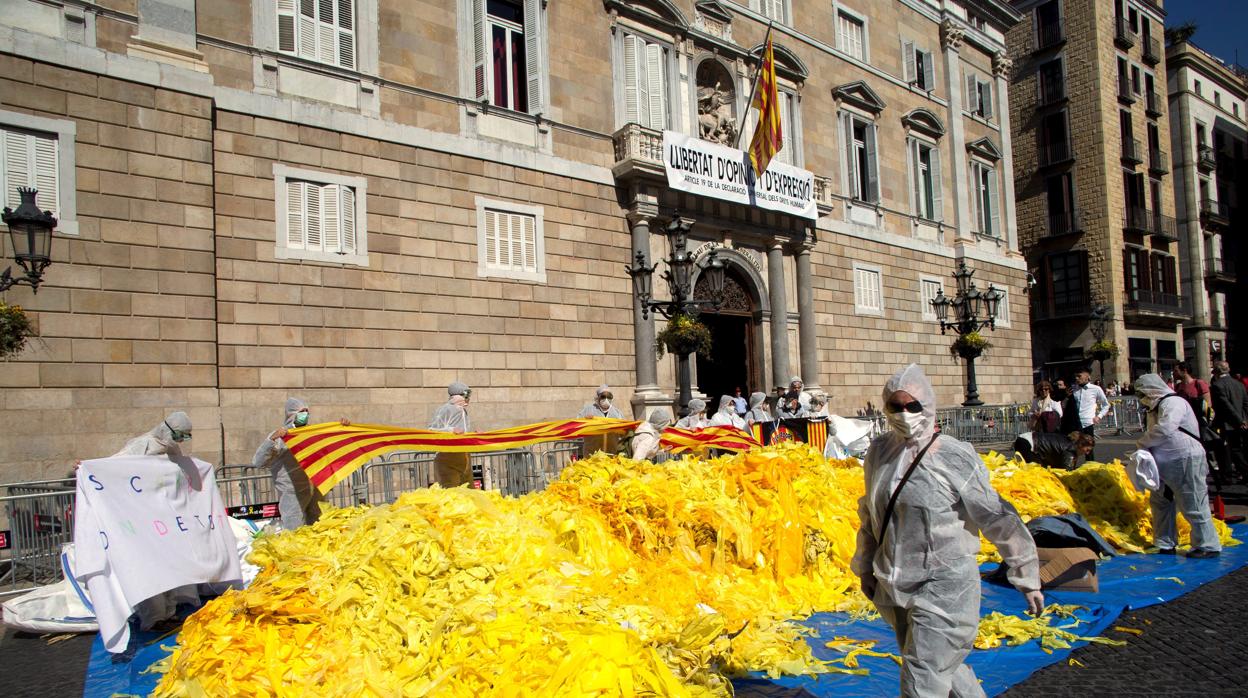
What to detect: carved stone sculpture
<box><xmin>698</xmin><ymin>80</ymin><xmax>738</xmax><ymax>146</ymax></box>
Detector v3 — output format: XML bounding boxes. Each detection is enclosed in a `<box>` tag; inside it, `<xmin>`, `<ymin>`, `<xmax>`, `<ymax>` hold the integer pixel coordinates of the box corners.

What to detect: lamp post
<box><xmin>1</xmin><ymin>188</ymin><xmax>57</xmax><ymax>293</ymax></box>
<box><xmin>930</xmin><ymin>261</ymin><xmax>1004</xmax><ymax>407</ymax></box>
<box><xmin>625</xmin><ymin>215</ymin><xmax>726</xmax><ymax>416</ymax></box>
<box><xmin>1088</xmin><ymin>304</ymin><xmax>1113</xmax><ymax>381</ymax></box>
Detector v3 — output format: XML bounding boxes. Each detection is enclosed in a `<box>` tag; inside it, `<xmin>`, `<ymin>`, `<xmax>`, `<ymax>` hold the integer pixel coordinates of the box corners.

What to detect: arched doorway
<box><xmin>694</xmin><ymin>267</ymin><xmax>760</xmax><ymax>413</ymax></box>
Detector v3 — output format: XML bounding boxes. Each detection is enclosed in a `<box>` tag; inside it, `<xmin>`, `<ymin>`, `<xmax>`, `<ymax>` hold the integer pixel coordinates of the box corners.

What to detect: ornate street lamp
<box><xmin>931</xmin><ymin>261</ymin><xmax>1004</xmax><ymax>406</ymax></box>
<box><xmin>1087</xmin><ymin>304</ymin><xmax>1114</xmax><ymax>381</ymax></box>
<box><xmin>1</xmin><ymin>188</ymin><xmax>57</xmax><ymax>293</ymax></box>
<box><xmin>625</xmin><ymin>215</ymin><xmax>725</xmax><ymax>415</ymax></box>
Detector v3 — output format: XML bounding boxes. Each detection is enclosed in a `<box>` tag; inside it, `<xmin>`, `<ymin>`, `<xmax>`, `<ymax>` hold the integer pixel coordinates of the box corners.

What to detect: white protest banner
<box><xmin>663</xmin><ymin>130</ymin><xmax>818</xmax><ymax>220</ymax></box>
<box><xmin>73</xmin><ymin>455</ymin><xmax>241</xmax><ymax>652</ymax></box>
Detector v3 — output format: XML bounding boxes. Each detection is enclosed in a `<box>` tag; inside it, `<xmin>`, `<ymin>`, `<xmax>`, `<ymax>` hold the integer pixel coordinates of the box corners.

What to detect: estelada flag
<box><xmin>747</xmin><ymin>34</ymin><xmax>782</xmax><ymax>177</ymax></box>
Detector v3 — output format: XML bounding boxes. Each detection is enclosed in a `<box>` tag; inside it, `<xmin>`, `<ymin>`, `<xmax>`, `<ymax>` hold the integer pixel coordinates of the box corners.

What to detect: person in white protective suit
<box><xmin>709</xmin><ymin>394</ymin><xmax>747</xmax><ymax>429</ymax></box>
<box><xmin>631</xmin><ymin>408</ymin><xmax>672</xmax><ymax>462</ymax></box>
<box><xmin>252</xmin><ymin>398</ymin><xmax>350</xmax><ymax>531</ymax></box>
<box><xmin>1134</xmin><ymin>373</ymin><xmax>1222</xmax><ymax>557</ymax></box>
<box><xmin>852</xmin><ymin>364</ymin><xmax>1043</xmax><ymax>697</ymax></box>
<box><xmin>675</xmin><ymin>398</ymin><xmax>710</xmax><ymax>429</ymax></box>
<box><xmin>745</xmin><ymin>391</ymin><xmax>772</xmax><ymax>425</ymax></box>
<box><xmin>110</xmin><ymin>412</ymin><xmax>198</xmax><ymax>631</ymax></box>
<box><xmin>577</xmin><ymin>385</ymin><xmax>625</xmax><ymax>419</ymax></box>
<box><xmin>429</xmin><ymin>381</ymin><xmax>471</xmax><ymax>433</ymax></box>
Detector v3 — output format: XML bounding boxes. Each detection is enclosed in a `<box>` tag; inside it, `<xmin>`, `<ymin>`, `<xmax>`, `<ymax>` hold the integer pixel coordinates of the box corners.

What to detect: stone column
<box><xmin>767</xmin><ymin>242</ymin><xmax>791</xmax><ymax>387</ymax></box>
<box><xmin>941</xmin><ymin>20</ymin><xmax>972</xmax><ymax>241</ymax></box>
<box><xmin>794</xmin><ymin>237</ymin><xmax>819</xmax><ymax>390</ymax></box>
<box><xmin>628</xmin><ymin>208</ymin><xmax>665</xmax><ymax>418</ymax></box>
<box><xmin>993</xmin><ymin>52</ymin><xmax>1019</xmax><ymax>252</ymax></box>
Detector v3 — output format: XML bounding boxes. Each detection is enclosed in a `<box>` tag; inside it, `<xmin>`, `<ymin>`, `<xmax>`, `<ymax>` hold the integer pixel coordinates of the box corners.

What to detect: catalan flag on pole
<box><xmin>747</xmin><ymin>31</ymin><xmax>782</xmax><ymax>177</ymax></box>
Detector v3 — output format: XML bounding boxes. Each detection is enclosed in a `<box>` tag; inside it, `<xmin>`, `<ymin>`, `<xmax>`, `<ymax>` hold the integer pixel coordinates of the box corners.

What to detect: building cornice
<box><xmin>1166</xmin><ymin>42</ymin><xmax>1248</xmax><ymax>101</ymax></box>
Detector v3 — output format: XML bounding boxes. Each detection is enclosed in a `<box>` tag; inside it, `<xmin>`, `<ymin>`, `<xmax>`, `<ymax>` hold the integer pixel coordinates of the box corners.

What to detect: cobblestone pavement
<box><xmin>0</xmin><ymin>622</ymin><xmax>93</xmax><ymax>698</ymax></box>
<box><xmin>1002</xmin><ymin>565</ymin><xmax>1248</xmax><ymax>698</ymax></box>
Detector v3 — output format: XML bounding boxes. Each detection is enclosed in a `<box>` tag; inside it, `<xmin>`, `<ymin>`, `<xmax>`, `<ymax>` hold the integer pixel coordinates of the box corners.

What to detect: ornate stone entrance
<box><xmin>694</xmin><ymin>268</ymin><xmax>760</xmax><ymax>410</ymax></box>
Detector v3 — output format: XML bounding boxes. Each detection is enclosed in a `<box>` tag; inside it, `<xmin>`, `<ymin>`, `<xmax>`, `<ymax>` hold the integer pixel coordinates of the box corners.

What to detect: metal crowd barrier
<box><xmin>1</xmin><ymin>479</ymin><xmax>76</xmax><ymax>598</ymax></box>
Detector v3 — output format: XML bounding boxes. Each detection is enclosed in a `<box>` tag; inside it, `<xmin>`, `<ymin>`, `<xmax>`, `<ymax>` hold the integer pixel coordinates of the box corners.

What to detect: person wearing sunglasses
<box><xmin>852</xmin><ymin>363</ymin><xmax>1042</xmax><ymax>698</ymax></box>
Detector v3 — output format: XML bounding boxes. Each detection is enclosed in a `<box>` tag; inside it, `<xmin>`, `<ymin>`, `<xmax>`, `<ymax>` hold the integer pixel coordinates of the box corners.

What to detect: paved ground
<box><xmin>0</xmin><ymin>623</ymin><xmax>94</xmax><ymax>697</ymax></box>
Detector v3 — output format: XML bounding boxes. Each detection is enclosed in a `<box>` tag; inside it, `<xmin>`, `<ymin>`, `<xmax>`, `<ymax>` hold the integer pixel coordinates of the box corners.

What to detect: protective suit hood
<box><xmin>687</xmin><ymin>398</ymin><xmax>706</xmax><ymax>414</ymax></box>
<box><xmin>1135</xmin><ymin>374</ymin><xmax>1172</xmax><ymax>403</ymax></box>
<box><xmin>154</xmin><ymin>411</ymin><xmax>193</xmax><ymax>447</ymax></box>
<box><xmin>284</xmin><ymin>397</ymin><xmax>309</xmax><ymax>427</ymax></box>
<box><xmin>749</xmin><ymin>392</ymin><xmax>767</xmax><ymax>409</ymax></box>
<box><xmin>717</xmin><ymin>395</ymin><xmax>735</xmax><ymax>414</ymax></box>
<box><xmin>647</xmin><ymin>408</ymin><xmax>673</xmax><ymax>429</ymax></box>
<box><xmin>881</xmin><ymin>363</ymin><xmax>937</xmax><ymax>442</ymax></box>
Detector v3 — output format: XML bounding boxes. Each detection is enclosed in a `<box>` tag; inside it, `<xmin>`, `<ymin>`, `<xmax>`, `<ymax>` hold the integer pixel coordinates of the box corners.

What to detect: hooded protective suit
<box><xmin>675</xmin><ymin>399</ymin><xmax>710</xmax><ymax>429</ymax></box>
<box><xmin>429</xmin><ymin>383</ymin><xmax>471</xmax><ymax>434</ymax></box>
<box><xmin>114</xmin><ymin>411</ymin><xmax>193</xmax><ymax>457</ymax></box>
<box><xmin>709</xmin><ymin>395</ymin><xmax>747</xmax><ymax>429</ymax></box>
<box><xmin>252</xmin><ymin>398</ymin><xmax>322</xmax><ymax>531</ymax></box>
<box><xmin>112</xmin><ymin>411</ymin><xmax>199</xmax><ymax>630</ymax></box>
<box><xmin>631</xmin><ymin>408</ymin><xmax>672</xmax><ymax>461</ymax></box>
<box><xmin>577</xmin><ymin>384</ymin><xmax>625</xmax><ymax>419</ymax></box>
<box><xmin>1135</xmin><ymin>374</ymin><xmax>1221</xmax><ymax>553</ymax></box>
<box><xmin>851</xmin><ymin>364</ymin><xmax>1040</xmax><ymax>698</ymax></box>
<box><xmin>745</xmin><ymin>392</ymin><xmax>772</xmax><ymax>425</ymax></box>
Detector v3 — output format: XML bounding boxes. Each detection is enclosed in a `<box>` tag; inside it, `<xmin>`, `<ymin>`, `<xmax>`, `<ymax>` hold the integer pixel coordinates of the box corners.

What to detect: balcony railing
<box><xmin>1115</xmin><ymin>17</ymin><xmax>1137</xmax><ymax>48</ymax></box>
<box><xmin>1121</xmin><ymin>137</ymin><xmax>1143</xmax><ymax>163</ymax></box>
<box><xmin>1123</xmin><ymin>289</ymin><xmax>1189</xmax><ymax>319</ymax></box>
<box><xmin>1124</xmin><ymin>206</ymin><xmax>1151</xmax><ymax>233</ymax></box>
<box><xmin>1124</xmin><ymin>207</ymin><xmax>1178</xmax><ymax>239</ymax></box>
<box><xmin>1035</xmin><ymin>22</ymin><xmax>1065</xmax><ymax>52</ymax></box>
<box><xmin>1198</xmin><ymin>144</ymin><xmax>1217</xmax><ymax>171</ymax></box>
<box><xmin>1206</xmin><ymin>254</ymin><xmax>1237</xmax><ymax>283</ymax></box>
<box><xmin>1039</xmin><ymin>78</ymin><xmax>1067</xmax><ymax>106</ymax></box>
<box><xmin>1150</xmin><ymin>211</ymin><xmax>1178</xmax><ymax>240</ymax></box>
<box><xmin>1117</xmin><ymin>74</ymin><xmax>1136</xmax><ymax>104</ymax></box>
<box><xmin>1145</xmin><ymin>90</ymin><xmax>1163</xmax><ymax>117</ymax></box>
<box><xmin>1038</xmin><ymin>138</ymin><xmax>1074</xmax><ymax>167</ymax></box>
<box><xmin>1149</xmin><ymin>149</ymin><xmax>1169</xmax><ymax>174</ymax></box>
<box><xmin>1201</xmin><ymin>198</ymin><xmax>1230</xmax><ymax>225</ymax></box>
<box><xmin>1032</xmin><ymin>293</ymin><xmax>1091</xmax><ymax>321</ymax></box>
<box><xmin>1144</xmin><ymin>36</ymin><xmax>1162</xmax><ymax>64</ymax></box>
<box><xmin>1046</xmin><ymin>208</ymin><xmax>1082</xmax><ymax>236</ymax></box>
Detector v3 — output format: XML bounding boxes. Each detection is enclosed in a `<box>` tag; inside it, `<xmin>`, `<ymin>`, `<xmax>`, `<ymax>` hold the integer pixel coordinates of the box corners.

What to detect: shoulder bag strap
<box><xmin>876</xmin><ymin>433</ymin><xmax>940</xmax><ymax>546</ymax></box>
<box><xmin>1155</xmin><ymin>394</ymin><xmax>1204</xmax><ymax>445</ymax></box>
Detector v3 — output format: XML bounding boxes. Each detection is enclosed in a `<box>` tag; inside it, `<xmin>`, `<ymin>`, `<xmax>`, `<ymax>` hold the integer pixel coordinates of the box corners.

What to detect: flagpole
<box><xmin>734</xmin><ymin>21</ymin><xmax>774</xmax><ymax>150</ymax></box>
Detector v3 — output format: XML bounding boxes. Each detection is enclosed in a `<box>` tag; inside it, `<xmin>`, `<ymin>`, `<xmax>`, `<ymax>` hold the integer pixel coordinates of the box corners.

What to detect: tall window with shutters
<box><xmin>836</xmin><ymin>9</ymin><xmax>866</xmax><ymax>61</ymax></box>
<box><xmin>471</xmin><ymin>0</ymin><xmax>544</xmax><ymax>115</ymax></box>
<box><xmin>2</xmin><ymin>127</ymin><xmax>59</xmax><ymax>220</ymax></box>
<box><xmin>919</xmin><ymin>275</ymin><xmax>943</xmax><ymax>321</ymax></box>
<box><xmin>620</xmin><ymin>32</ymin><xmax>670</xmax><ymax>130</ymax></box>
<box><xmin>965</xmin><ymin>72</ymin><xmax>994</xmax><ymax>120</ymax></box>
<box><xmin>742</xmin><ymin>90</ymin><xmax>798</xmax><ymax>166</ymax></box>
<box><xmin>908</xmin><ymin>137</ymin><xmax>942</xmax><ymax>221</ymax></box>
<box><xmin>277</xmin><ymin>0</ymin><xmax>356</xmax><ymax>69</ymax></box>
<box><xmin>970</xmin><ymin>160</ymin><xmax>999</xmax><ymax>237</ymax></box>
<box><xmin>842</xmin><ymin>112</ymin><xmax>878</xmax><ymax>203</ymax></box>
<box><xmin>853</xmin><ymin>262</ymin><xmax>884</xmax><ymax>316</ymax></box>
<box><xmin>476</xmin><ymin>197</ymin><xmax>546</xmax><ymax>283</ymax></box>
<box><xmin>902</xmin><ymin>40</ymin><xmax>935</xmax><ymax>91</ymax></box>
<box><xmin>274</xmin><ymin>165</ymin><xmax>368</xmax><ymax>265</ymax></box>
<box><xmin>751</xmin><ymin>0</ymin><xmax>787</xmax><ymax>25</ymax></box>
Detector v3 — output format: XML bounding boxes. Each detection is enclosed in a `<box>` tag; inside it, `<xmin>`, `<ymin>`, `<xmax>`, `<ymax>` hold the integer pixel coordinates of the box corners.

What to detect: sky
<box><xmin>1165</xmin><ymin>0</ymin><xmax>1248</xmax><ymax>66</ymax></box>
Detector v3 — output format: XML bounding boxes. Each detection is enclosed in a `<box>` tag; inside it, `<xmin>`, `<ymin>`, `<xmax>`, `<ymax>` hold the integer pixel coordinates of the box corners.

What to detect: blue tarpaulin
<box><xmin>84</xmin><ymin>524</ymin><xmax>1248</xmax><ymax>698</ymax></box>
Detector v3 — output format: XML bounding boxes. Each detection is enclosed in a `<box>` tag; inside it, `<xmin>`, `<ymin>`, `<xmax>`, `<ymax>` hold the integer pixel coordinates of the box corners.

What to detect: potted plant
<box><xmin>0</xmin><ymin>301</ymin><xmax>35</xmax><ymax>360</ymax></box>
<box><xmin>655</xmin><ymin>314</ymin><xmax>713</xmax><ymax>358</ymax></box>
<box><xmin>949</xmin><ymin>331</ymin><xmax>992</xmax><ymax>360</ymax></box>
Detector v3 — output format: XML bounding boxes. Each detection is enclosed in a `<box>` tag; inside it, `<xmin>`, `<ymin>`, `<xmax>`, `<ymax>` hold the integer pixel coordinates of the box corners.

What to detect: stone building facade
<box><xmin>1165</xmin><ymin>41</ymin><xmax>1247</xmax><ymax>377</ymax></box>
<box><xmin>1008</xmin><ymin>0</ymin><xmax>1183</xmax><ymax>385</ymax></box>
<box><xmin>0</xmin><ymin>0</ymin><xmax>1031</xmax><ymax>480</ymax></box>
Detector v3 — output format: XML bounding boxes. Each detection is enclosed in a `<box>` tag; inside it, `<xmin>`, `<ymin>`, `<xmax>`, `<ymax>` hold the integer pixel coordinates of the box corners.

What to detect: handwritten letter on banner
<box><xmin>663</xmin><ymin>131</ymin><xmax>818</xmax><ymax>220</ymax></box>
<box><xmin>73</xmin><ymin>456</ymin><xmax>241</xmax><ymax>652</ymax></box>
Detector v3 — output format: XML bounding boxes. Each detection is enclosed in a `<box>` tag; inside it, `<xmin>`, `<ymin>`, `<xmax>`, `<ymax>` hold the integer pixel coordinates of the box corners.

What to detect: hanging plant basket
<box><xmin>950</xmin><ymin>331</ymin><xmax>991</xmax><ymax>360</ymax></box>
<box><xmin>0</xmin><ymin>301</ymin><xmax>36</xmax><ymax>360</ymax></box>
<box><xmin>1086</xmin><ymin>340</ymin><xmax>1119</xmax><ymax>362</ymax></box>
<box><xmin>655</xmin><ymin>314</ymin><xmax>713</xmax><ymax>358</ymax></box>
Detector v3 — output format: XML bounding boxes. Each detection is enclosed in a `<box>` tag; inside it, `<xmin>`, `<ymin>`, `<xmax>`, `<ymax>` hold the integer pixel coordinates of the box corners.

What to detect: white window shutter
<box><xmin>749</xmin><ymin>0</ymin><xmax>761</xmax><ymax>12</ymax></box>
<box><xmin>322</xmin><ymin>183</ymin><xmax>341</xmax><ymax>252</ymax></box>
<box><xmin>842</xmin><ymin>113</ymin><xmax>857</xmax><ymax>198</ymax></box>
<box><xmin>484</xmin><ymin>210</ymin><xmax>498</xmax><ymax>266</ymax></box>
<box><xmin>509</xmin><ymin>212</ymin><xmax>523</xmax><ymax>268</ymax></box>
<box><xmin>634</xmin><ymin>39</ymin><xmax>651</xmax><ymax>128</ymax></box>
<box><xmin>472</xmin><ymin>0</ymin><xmax>487</xmax><ymax>101</ymax></box>
<box><xmin>336</xmin><ymin>0</ymin><xmax>355</xmax><ymax>69</ymax></box>
<box><xmin>907</xmin><ymin>138</ymin><xmax>919</xmax><ymax>213</ymax></box>
<box><xmin>645</xmin><ymin>43</ymin><xmax>665</xmax><ymax>130</ymax></box>
<box><xmin>298</xmin><ymin>0</ymin><xmax>317</xmax><ymax>59</ymax></box>
<box><xmin>286</xmin><ymin>180</ymin><xmax>306</xmax><ymax>248</ymax></box>
<box><xmin>864</xmin><ymin>122</ymin><xmax>879</xmax><ymax>202</ymax></box>
<box><xmin>304</xmin><ymin>182</ymin><xmax>322</xmax><ymax>249</ymax></box>
<box><xmin>32</xmin><ymin>133</ymin><xmax>57</xmax><ymax>217</ymax></box>
<box><xmin>340</xmin><ymin>186</ymin><xmax>356</xmax><ymax>253</ymax></box>
<box><xmin>965</xmin><ymin>72</ymin><xmax>977</xmax><ymax>112</ymax></box>
<box><xmin>922</xmin><ymin>52</ymin><xmax>935</xmax><ymax>91</ymax></box>
<box><xmin>523</xmin><ymin>0</ymin><xmax>542</xmax><ymax>114</ymax></box>
<box><xmin>521</xmin><ymin>214</ymin><xmax>536</xmax><ymax>272</ymax></box>
<box><xmin>982</xmin><ymin>80</ymin><xmax>994</xmax><ymax>119</ymax></box>
<box><xmin>3</xmin><ymin>131</ymin><xmax>31</xmax><ymax>211</ymax></box>
<box><xmin>316</xmin><ymin>0</ymin><xmax>335</xmax><ymax>66</ymax></box>
<box><xmin>623</xmin><ymin>35</ymin><xmax>640</xmax><ymax>125</ymax></box>
<box><xmin>903</xmin><ymin>40</ymin><xmax>916</xmax><ymax>83</ymax></box>
<box><xmin>987</xmin><ymin>168</ymin><xmax>1000</xmax><ymax>236</ymax></box>
<box><xmin>776</xmin><ymin>92</ymin><xmax>791</xmax><ymax>164</ymax></box>
<box><xmin>930</xmin><ymin>145</ymin><xmax>943</xmax><ymax>222</ymax></box>
<box><xmin>277</xmin><ymin>0</ymin><xmax>297</xmax><ymax>53</ymax></box>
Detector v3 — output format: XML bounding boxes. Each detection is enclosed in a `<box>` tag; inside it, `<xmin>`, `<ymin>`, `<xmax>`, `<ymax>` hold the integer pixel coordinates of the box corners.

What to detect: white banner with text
<box><xmin>663</xmin><ymin>130</ymin><xmax>818</xmax><ymax>220</ymax></box>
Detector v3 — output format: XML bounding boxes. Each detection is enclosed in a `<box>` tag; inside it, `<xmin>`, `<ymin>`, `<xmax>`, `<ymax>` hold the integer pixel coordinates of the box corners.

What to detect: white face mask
<box><xmin>597</xmin><ymin>398</ymin><xmax>611</xmax><ymax>410</ymax></box>
<box><xmin>886</xmin><ymin>410</ymin><xmax>928</xmax><ymax>439</ymax></box>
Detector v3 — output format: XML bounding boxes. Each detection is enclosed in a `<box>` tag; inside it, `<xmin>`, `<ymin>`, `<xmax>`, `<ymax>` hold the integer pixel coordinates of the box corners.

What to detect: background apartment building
<box><xmin>1166</xmin><ymin>40</ymin><xmax>1247</xmax><ymax>378</ymax></box>
<box><xmin>0</xmin><ymin>0</ymin><xmax>1030</xmax><ymax>480</ymax></box>
<box><xmin>1009</xmin><ymin>0</ymin><xmax>1183</xmax><ymax>384</ymax></box>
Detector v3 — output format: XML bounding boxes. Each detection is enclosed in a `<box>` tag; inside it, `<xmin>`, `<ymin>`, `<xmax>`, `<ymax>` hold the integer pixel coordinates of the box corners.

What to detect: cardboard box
<box><xmin>1036</xmin><ymin>546</ymin><xmax>1099</xmax><ymax>592</ymax></box>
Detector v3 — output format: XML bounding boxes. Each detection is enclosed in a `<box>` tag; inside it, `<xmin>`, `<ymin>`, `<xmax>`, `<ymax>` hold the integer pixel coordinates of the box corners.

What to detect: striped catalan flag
<box><xmin>747</xmin><ymin>33</ymin><xmax>782</xmax><ymax>177</ymax></box>
<box><xmin>283</xmin><ymin>418</ymin><xmax>640</xmax><ymax>494</ymax></box>
<box><xmin>660</xmin><ymin>425</ymin><xmax>763</xmax><ymax>455</ymax></box>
